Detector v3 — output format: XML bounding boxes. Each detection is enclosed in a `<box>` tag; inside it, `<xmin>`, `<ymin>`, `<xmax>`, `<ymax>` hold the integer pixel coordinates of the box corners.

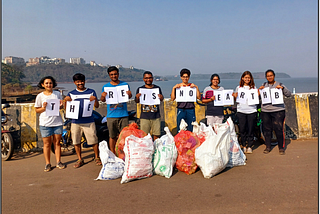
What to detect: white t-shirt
<box><xmin>235</xmin><ymin>85</ymin><xmax>258</xmax><ymax>114</ymax></box>
<box><xmin>34</xmin><ymin>91</ymin><xmax>63</xmax><ymax>127</ymax></box>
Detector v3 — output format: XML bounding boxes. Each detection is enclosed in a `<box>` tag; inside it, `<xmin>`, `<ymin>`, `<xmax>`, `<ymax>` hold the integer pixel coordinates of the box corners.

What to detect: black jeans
<box><xmin>237</xmin><ymin>112</ymin><xmax>256</xmax><ymax>148</ymax></box>
<box><xmin>261</xmin><ymin>110</ymin><xmax>286</xmax><ymax>150</ymax></box>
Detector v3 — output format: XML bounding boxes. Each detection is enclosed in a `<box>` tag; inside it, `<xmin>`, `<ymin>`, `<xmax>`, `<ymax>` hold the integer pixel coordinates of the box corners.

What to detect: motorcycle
<box><xmin>51</xmin><ymin>110</ymin><xmax>137</xmax><ymax>155</ymax></box>
<box><xmin>2</xmin><ymin>103</ymin><xmax>14</xmax><ymax>161</ymax></box>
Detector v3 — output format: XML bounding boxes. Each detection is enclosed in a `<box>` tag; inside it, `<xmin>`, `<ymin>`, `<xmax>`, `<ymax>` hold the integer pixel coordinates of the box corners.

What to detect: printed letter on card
<box><xmin>104</xmin><ymin>87</ymin><xmax>118</xmax><ymax>104</ymax></box>
<box><xmin>117</xmin><ymin>85</ymin><xmax>129</xmax><ymax>103</ymax></box>
<box><xmin>82</xmin><ymin>100</ymin><xmax>94</xmax><ymax>117</ymax></box>
<box><xmin>247</xmin><ymin>89</ymin><xmax>259</xmax><ymax>105</ymax></box>
<box><xmin>236</xmin><ymin>88</ymin><xmax>247</xmax><ymax>104</ymax></box>
<box><xmin>45</xmin><ymin>99</ymin><xmax>60</xmax><ymax>116</ymax></box>
<box><xmin>259</xmin><ymin>87</ymin><xmax>272</xmax><ymax>104</ymax></box>
<box><xmin>270</xmin><ymin>88</ymin><xmax>284</xmax><ymax>105</ymax></box>
<box><xmin>66</xmin><ymin>101</ymin><xmax>80</xmax><ymax>119</ymax></box>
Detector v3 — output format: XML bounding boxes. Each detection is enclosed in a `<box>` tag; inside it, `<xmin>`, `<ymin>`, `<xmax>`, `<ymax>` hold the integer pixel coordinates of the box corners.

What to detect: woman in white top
<box><xmin>34</xmin><ymin>76</ymin><xmax>65</xmax><ymax>172</ymax></box>
<box><xmin>232</xmin><ymin>71</ymin><xmax>259</xmax><ymax>154</ymax></box>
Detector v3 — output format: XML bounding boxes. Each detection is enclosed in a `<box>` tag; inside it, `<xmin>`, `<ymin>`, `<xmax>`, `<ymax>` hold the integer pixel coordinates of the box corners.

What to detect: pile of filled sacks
<box><xmin>96</xmin><ymin>118</ymin><xmax>246</xmax><ymax>184</ymax></box>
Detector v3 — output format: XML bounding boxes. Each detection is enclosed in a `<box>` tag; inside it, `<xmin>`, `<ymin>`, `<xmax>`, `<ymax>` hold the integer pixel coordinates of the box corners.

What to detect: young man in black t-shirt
<box><xmin>135</xmin><ymin>71</ymin><xmax>164</xmax><ymax>140</ymax></box>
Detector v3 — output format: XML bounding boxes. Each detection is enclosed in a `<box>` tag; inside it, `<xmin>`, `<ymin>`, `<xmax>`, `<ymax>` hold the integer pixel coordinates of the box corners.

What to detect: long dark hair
<box><xmin>239</xmin><ymin>71</ymin><xmax>255</xmax><ymax>89</ymax></box>
<box><xmin>37</xmin><ymin>76</ymin><xmax>57</xmax><ymax>89</ymax></box>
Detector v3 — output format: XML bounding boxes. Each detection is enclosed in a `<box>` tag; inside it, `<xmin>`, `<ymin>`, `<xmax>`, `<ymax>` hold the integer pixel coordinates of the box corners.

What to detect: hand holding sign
<box><xmin>45</xmin><ymin>99</ymin><xmax>60</xmax><ymax>116</ymax></box>
<box><xmin>139</xmin><ymin>88</ymin><xmax>160</xmax><ymax>105</ymax></box>
<box><xmin>104</xmin><ymin>85</ymin><xmax>129</xmax><ymax>104</ymax></box>
<box><xmin>176</xmin><ymin>87</ymin><xmax>197</xmax><ymax>102</ymax></box>
<box><xmin>270</xmin><ymin>88</ymin><xmax>284</xmax><ymax>104</ymax></box>
<box><xmin>259</xmin><ymin>87</ymin><xmax>272</xmax><ymax>104</ymax></box>
<box><xmin>65</xmin><ymin>101</ymin><xmax>80</xmax><ymax>119</ymax></box>
<box><xmin>236</xmin><ymin>88</ymin><xmax>247</xmax><ymax>104</ymax></box>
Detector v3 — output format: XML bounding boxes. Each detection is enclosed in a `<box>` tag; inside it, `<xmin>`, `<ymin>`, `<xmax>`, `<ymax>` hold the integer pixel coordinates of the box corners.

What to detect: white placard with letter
<box><xmin>45</xmin><ymin>99</ymin><xmax>60</xmax><ymax>116</ymax></box>
<box><xmin>65</xmin><ymin>101</ymin><xmax>80</xmax><ymax>119</ymax></box>
<box><xmin>270</xmin><ymin>88</ymin><xmax>284</xmax><ymax>104</ymax></box>
<box><xmin>236</xmin><ymin>88</ymin><xmax>247</xmax><ymax>104</ymax></box>
<box><xmin>117</xmin><ymin>85</ymin><xmax>129</xmax><ymax>103</ymax></box>
<box><xmin>176</xmin><ymin>87</ymin><xmax>197</xmax><ymax>102</ymax></box>
<box><xmin>259</xmin><ymin>87</ymin><xmax>272</xmax><ymax>104</ymax></box>
<box><xmin>223</xmin><ymin>90</ymin><xmax>234</xmax><ymax>106</ymax></box>
<box><xmin>247</xmin><ymin>89</ymin><xmax>259</xmax><ymax>105</ymax></box>
<box><xmin>104</xmin><ymin>87</ymin><xmax>119</xmax><ymax>104</ymax></box>
<box><xmin>139</xmin><ymin>88</ymin><xmax>160</xmax><ymax>105</ymax></box>
<box><xmin>214</xmin><ymin>90</ymin><xmax>224</xmax><ymax>106</ymax></box>
<box><xmin>82</xmin><ymin>100</ymin><xmax>94</xmax><ymax>117</ymax></box>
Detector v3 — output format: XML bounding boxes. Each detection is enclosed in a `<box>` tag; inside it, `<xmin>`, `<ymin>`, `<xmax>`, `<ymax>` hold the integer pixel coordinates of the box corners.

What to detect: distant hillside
<box><xmin>22</xmin><ymin>64</ymin><xmax>146</xmax><ymax>83</ymax></box>
<box><xmin>165</xmin><ymin>72</ymin><xmax>291</xmax><ymax>80</ymax></box>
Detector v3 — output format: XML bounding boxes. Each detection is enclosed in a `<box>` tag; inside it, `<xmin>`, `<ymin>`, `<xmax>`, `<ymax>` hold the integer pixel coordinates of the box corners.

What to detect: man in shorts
<box><xmin>64</xmin><ymin>73</ymin><xmax>101</xmax><ymax>168</ymax></box>
<box><xmin>100</xmin><ymin>66</ymin><xmax>132</xmax><ymax>154</ymax></box>
<box><xmin>135</xmin><ymin>71</ymin><xmax>164</xmax><ymax>140</ymax></box>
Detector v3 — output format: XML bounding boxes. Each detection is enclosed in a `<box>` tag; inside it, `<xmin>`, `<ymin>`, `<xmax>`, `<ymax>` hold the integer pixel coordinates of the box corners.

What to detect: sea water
<box><xmin>58</xmin><ymin>77</ymin><xmax>318</xmax><ymax>98</ymax></box>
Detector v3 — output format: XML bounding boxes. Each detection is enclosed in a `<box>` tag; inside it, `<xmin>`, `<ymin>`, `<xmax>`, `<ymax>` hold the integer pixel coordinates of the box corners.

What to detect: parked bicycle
<box><xmin>2</xmin><ymin>103</ymin><xmax>14</xmax><ymax>161</ymax></box>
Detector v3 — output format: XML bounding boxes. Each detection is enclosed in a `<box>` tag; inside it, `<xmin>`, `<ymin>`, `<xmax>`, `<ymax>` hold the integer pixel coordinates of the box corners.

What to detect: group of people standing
<box><xmin>35</xmin><ymin>67</ymin><xmax>291</xmax><ymax>172</ymax></box>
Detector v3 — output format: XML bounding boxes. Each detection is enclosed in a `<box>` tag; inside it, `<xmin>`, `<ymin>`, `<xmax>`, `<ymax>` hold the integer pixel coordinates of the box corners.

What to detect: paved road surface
<box><xmin>2</xmin><ymin>139</ymin><xmax>318</xmax><ymax>214</ymax></box>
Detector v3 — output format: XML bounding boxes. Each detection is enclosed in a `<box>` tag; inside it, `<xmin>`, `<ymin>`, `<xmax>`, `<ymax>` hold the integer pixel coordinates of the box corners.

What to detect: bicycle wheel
<box><xmin>51</xmin><ymin>130</ymin><xmax>75</xmax><ymax>156</ymax></box>
<box><xmin>2</xmin><ymin>132</ymin><xmax>14</xmax><ymax>161</ymax></box>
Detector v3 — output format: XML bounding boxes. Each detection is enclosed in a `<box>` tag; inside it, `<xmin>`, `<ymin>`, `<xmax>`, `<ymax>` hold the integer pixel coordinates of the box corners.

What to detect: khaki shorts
<box><xmin>71</xmin><ymin>122</ymin><xmax>98</xmax><ymax>145</ymax></box>
<box><xmin>140</xmin><ymin>118</ymin><xmax>161</xmax><ymax>136</ymax></box>
<box><xmin>107</xmin><ymin>117</ymin><xmax>129</xmax><ymax>139</ymax></box>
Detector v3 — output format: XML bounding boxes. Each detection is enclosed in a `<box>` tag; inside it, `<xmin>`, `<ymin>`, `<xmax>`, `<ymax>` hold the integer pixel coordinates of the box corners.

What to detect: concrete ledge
<box><xmin>3</xmin><ymin>92</ymin><xmax>318</xmax><ymax>151</ymax></box>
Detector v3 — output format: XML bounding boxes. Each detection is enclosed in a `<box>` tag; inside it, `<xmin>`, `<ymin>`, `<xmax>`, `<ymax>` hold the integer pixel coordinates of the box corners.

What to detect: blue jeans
<box><xmin>177</xmin><ymin>108</ymin><xmax>196</xmax><ymax>132</ymax></box>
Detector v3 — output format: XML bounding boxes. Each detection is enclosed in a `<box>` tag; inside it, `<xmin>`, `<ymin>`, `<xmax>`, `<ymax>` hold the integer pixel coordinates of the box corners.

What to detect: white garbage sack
<box><xmin>225</xmin><ymin>117</ymin><xmax>246</xmax><ymax>167</ymax></box>
<box><xmin>192</xmin><ymin>121</ymin><xmax>213</xmax><ymax>144</ymax></box>
<box><xmin>153</xmin><ymin>127</ymin><xmax>178</xmax><ymax>178</ymax></box>
<box><xmin>121</xmin><ymin>134</ymin><xmax>154</xmax><ymax>184</ymax></box>
<box><xmin>96</xmin><ymin>140</ymin><xmax>125</xmax><ymax>180</ymax></box>
<box><xmin>195</xmin><ymin>123</ymin><xmax>231</xmax><ymax>178</ymax></box>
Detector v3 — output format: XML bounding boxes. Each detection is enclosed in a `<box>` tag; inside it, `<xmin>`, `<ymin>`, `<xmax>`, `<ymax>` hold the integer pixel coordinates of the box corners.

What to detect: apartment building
<box><xmin>3</xmin><ymin>56</ymin><xmax>25</xmax><ymax>65</ymax></box>
<box><xmin>70</xmin><ymin>57</ymin><xmax>85</xmax><ymax>64</ymax></box>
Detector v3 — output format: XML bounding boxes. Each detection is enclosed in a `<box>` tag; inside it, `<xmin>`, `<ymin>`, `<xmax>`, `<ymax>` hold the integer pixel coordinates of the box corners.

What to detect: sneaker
<box><xmin>44</xmin><ymin>164</ymin><xmax>52</xmax><ymax>172</ymax></box>
<box><xmin>74</xmin><ymin>159</ymin><xmax>84</xmax><ymax>168</ymax></box>
<box><xmin>279</xmin><ymin>149</ymin><xmax>285</xmax><ymax>155</ymax></box>
<box><xmin>246</xmin><ymin>147</ymin><xmax>253</xmax><ymax>154</ymax></box>
<box><xmin>263</xmin><ymin>148</ymin><xmax>271</xmax><ymax>154</ymax></box>
<box><xmin>57</xmin><ymin>162</ymin><xmax>66</xmax><ymax>169</ymax></box>
<box><xmin>243</xmin><ymin>147</ymin><xmax>247</xmax><ymax>153</ymax></box>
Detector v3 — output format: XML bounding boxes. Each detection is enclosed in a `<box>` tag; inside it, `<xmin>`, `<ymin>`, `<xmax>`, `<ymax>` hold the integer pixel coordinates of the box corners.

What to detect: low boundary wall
<box><xmin>3</xmin><ymin>92</ymin><xmax>318</xmax><ymax>152</ymax></box>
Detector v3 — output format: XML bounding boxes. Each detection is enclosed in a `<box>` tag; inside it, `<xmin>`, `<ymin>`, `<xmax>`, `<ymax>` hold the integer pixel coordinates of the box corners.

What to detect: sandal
<box><xmin>95</xmin><ymin>157</ymin><xmax>102</xmax><ymax>166</ymax></box>
<box><xmin>74</xmin><ymin>159</ymin><xmax>84</xmax><ymax>168</ymax></box>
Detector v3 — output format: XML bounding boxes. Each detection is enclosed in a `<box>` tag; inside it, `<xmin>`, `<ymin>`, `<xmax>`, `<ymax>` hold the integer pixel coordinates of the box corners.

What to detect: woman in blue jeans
<box><xmin>171</xmin><ymin>68</ymin><xmax>201</xmax><ymax>132</ymax></box>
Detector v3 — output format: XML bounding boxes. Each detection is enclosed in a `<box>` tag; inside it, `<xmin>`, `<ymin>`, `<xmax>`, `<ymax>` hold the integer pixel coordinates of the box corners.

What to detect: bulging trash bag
<box><xmin>195</xmin><ymin>123</ymin><xmax>231</xmax><ymax>178</ymax></box>
<box><xmin>115</xmin><ymin>123</ymin><xmax>147</xmax><ymax>161</ymax></box>
<box><xmin>121</xmin><ymin>134</ymin><xmax>154</xmax><ymax>184</ymax></box>
<box><xmin>224</xmin><ymin>117</ymin><xmax>246</xmax><ymax>167</ymax></box>
<box><xmin>153</xmin><ymin>127</ymin><xmax>178</xmax><ymax>178</ymax></box>
<box><xmin>174</xmin><ymin>122</ymin><xmax>201</xmax><ymax>175</ymax></box>
<box><xmin>96</xmin><ymin>141</ymin><xmax>125</xmax><ymax>180</ymax></box>
<box><xmin>192</xmin><ymin>121</ymin><xmax>213</xmax><ymax>145</ymax></box>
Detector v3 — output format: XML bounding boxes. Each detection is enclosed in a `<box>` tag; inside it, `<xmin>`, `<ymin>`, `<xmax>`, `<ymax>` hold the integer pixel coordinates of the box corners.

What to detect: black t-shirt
<box><xmin>136</xmin><ymin>85</ymin><xmax>163</xmax><ymax>119</ymax></box>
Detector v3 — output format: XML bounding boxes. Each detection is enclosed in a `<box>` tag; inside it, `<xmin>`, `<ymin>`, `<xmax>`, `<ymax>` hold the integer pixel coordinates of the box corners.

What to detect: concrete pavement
<box><xmin>2</xmin><ymin>139</ymin><xmax>318</xmax><ymax>214</ymax></box>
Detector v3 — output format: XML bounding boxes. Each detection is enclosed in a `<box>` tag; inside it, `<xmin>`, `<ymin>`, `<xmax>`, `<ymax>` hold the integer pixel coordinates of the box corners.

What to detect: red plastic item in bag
<box><xmin>174</xmin><ymin>130</ymin><xmax>201</xmax><ymax>175</ymax></box>
<box><xmin>115</xmin><ymin>123</ymin><xmax>147</xmax><ymax>161</ymax></box>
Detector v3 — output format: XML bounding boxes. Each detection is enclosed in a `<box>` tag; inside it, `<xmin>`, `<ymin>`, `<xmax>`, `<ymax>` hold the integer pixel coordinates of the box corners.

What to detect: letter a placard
<box><xmin>45</xmin><ymin>99</ymin><xmax>60</xmax><ymax>116</ymax></box>
<box><xmin>66</xmin><ymin>101</ymin><xmax>80</xmax><ymax>119</ymax></box>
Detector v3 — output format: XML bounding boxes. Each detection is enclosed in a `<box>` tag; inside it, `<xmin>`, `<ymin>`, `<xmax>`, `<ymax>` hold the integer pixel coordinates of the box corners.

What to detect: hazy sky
<box><xmin>2</xmin><ymin>0</ymin><xmax>318</xmax><ymax>77</ymax></box>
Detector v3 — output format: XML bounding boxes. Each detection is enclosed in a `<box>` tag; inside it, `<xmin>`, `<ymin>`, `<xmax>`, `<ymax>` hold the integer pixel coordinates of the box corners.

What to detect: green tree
<box><xmin>1</xmin><ymin>63</ymin><xmax>25</xmax><ymax>85</ymax></box>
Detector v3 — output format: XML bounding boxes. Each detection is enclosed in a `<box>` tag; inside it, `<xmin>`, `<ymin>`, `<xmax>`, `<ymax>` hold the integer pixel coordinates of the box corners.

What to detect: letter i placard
<box><xmin>66</xmin><ymin>101</ymin><xmax>80</xmax><ymax>119</ymax></box>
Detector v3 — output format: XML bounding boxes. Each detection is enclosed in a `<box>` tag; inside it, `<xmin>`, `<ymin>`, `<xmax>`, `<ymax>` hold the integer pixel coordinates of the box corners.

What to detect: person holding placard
<box><xmin>135</xmin><ymin>71</ymin><xmax>164</xmax><ymax>140</ymax></box>
<box><xmin>171</xmin><ymin>68</ymin><xmax>201</xmax><ymax>132</ymax></box>
<box><xmin>202</xmin><ymin>74</ymin><xmax>225</xmax><ymax>125</ymax></box>
<box><xmin>258</xmin><ymin>69</ymin><xmax>291</xmax><ymax>155</ymax></box>
<box><xmin>64</xmin><ymin>73</ymin><xmax>101</xmax><ymax>168</ymax></box>
<box><xmin>232</xmin><ymin>71</ymin><xmax>259</xmax><ymax>154</ymax></box>
<box><xmin>35</xmin><ymin>76</ymin><xmax>65</xmax><ymax>172</ymax></box>
<box><xmin>100</xmin><ymin>66</ymin><xmax>132</xmax><ymax>154</ymax></box>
